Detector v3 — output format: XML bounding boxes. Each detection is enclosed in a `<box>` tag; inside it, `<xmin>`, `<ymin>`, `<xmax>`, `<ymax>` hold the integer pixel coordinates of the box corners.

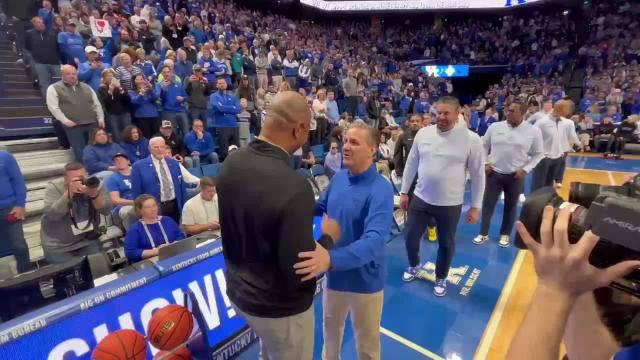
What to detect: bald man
<box><xmin>217</xmin><ymin>91</ymin><xmax>340</xmax><ymax>360</ymax></box>
<box><xmin>46</xmin><ymin>65</ymin><xmax>105</xmax><ymax>161</ymax></box>
<box><xmin>531</xmin><ymin>100</ymin><xmax>580</xmax><ymax>192</ymax></box>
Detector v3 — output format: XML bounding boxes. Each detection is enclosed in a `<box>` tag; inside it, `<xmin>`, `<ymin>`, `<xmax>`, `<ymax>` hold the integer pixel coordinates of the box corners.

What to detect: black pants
<box><xmin>554</xmin><ymin>153</ymin><xmax>568</xmax><ymax>184</ymax></box>
<box><xmin>404</xmin><ymin>196</ymin><xmax>462</xmax><ymax>279</ymax></box>
<box><xmin>346</xmin><ymin>96</ymin><xmax>358</xmax><ymax>116</ymax></box>
<box><xmin>217</xmin><ymin>127</ymin><xmax>239</xmax><ymax>161</ymax></box>
<box><xmin>134</xmin><ymin>117</ymin><xmax>160</xmax><ymax>140</ymax></box>
<box><xmin>607</xmin><ymin>137</ymin><xmax>627</xmax><ymax>154</ymax></box>
<box><xmin>160</xmin><ymin>199</ymin><xmax>180</xmax><ymax>224</ymax></box>
<box><xmin>52</xmin><ymin>119</ymin><xmax>70</xmax><ymax>149</ymax></box>
<box><xmin>480</xmin><ymin>172</ymin><xmax>524</xmax><ymax>236</ymax></box>
<box><xmin>531</xmin><ymin>157</ymin><xmax>563</xmax><ymax>192</ymax></box>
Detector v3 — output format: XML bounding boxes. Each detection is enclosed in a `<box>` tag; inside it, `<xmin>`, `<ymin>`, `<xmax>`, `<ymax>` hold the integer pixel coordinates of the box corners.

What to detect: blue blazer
<box><xmin>131</xmin><ymin>156</ymin><xmax>188</xmax><ymax>212</ymax></box>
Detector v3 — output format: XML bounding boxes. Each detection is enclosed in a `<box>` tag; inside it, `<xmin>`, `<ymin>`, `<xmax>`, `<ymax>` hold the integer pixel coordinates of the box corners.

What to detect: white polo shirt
<box><xmin>484</xmin><ymin>121</ymin><xmax>544</xmax><ymax>174</ymax></box>
<box><xmin>181</xmin><ymin>194</ymin><xmax>220</xmax><ymax>236</ymax></box>
<box><xmin>535</xmin><ymin>116</ymin><xmax>579</xmax><ymax>159</ymax></box>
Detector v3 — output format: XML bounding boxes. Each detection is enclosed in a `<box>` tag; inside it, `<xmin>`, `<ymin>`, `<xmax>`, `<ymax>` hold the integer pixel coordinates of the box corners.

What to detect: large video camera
<box><xmin>516</xmin><ymin>174</ymin><xmax>640</xmax><ymax>297</ymax></box>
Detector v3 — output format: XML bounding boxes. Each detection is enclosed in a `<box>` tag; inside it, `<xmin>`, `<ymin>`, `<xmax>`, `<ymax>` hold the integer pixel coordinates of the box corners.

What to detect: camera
<box><xmin>516</xmin><ymin>174</ymin><xmax>640</xmax><ymax>297</ymax></box>
<box><xmin>81</xmin><ymin>176</ymin><xmax>101</xmax><ymax>189</ymax></box>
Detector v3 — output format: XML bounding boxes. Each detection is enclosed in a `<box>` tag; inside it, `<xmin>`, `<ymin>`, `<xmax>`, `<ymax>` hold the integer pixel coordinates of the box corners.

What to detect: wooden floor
<box><xmin>477</xmin><ymin>166</ymin><xmax>636</xmax><ymax>360</ymax></box>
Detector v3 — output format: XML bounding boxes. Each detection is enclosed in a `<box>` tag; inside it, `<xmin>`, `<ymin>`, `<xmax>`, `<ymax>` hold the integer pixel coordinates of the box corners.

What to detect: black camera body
<box><xmin>81</xmin><ymin>176</ymin><xmax>101</xmax><ymax>189</ymax></box>
<box><xmin>516</xmin><ymin>175</ymin><xmax>640</xmax><ymax>297</ymax></box>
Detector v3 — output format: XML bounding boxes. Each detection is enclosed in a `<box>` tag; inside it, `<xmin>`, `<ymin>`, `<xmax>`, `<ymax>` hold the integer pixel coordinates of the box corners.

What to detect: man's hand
<box><xmin>91</xmin><ymin>61</ymin><xmax>100</xmax><ymax>69</ymax></box>
<box><xmin>399</xmin><ymin>193</ymin><xmax>409</xmax><ymax>210</ymax></box>
<box><xmin>514</xmin><ymin>168</ymin><xmax>527</xmax><ymax>180</ymax></box>
<box><xmin>86</xmin><ymin>187</ymin><xmax>100</xmax><ymax>199</ymax></box>
<box><xmin>64</xmin><ymin>120</ymin><xmax>78</xmax><ymax>128</ymax></box>
<box><xmin>485</xmin><ymin>164</ymin><xmax>493</xmax><ymax>175</ymax></box>
<box><xmin>516</xmin><ymin>206</ymin><xmax>640</xmax><ymax>298</ymax></box>
<box><xmin>176</xmin><ymin>96</ymin><xmax>184</xmax><ymax>102</ymax></box>
<box><xmin>70</xmin><ymin>178</ymin><xmax>87</xmax><ymax>195</ymax></box>
<box><xmin>207</xmin><ymin>219</ymin><xmax>219</xmax><ymax>229</ymax></box>
<box><xmin>466</xmin><ymin>207</ymin><xmax>479</xmax><ymax>224</ymax></box>
<box><xmin>294</xmin><ymin>242</ymin><xmax>331</xmax><ymax>281</ymax></box>
<box><xmin>9</xmin><ymin>207</ymin><xmax>26</xmax><ymax>221</ymax></box>
<box><xmin>173</xmin><ymin>154</ymin><xmax>183</xmax><ymax>163</ymax></box>
<box><xmin>195</xmin><ymin>130</ymin><xmax>204</xmax><ymax>139</ymax></box>
<box><xmin>321</xmin><ymin>215</ymin><xmax>341</xmax><ymax>243</ymax></box>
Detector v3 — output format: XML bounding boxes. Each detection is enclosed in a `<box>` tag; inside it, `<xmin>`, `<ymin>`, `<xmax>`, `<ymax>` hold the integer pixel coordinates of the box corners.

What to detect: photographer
<box><xmin>507</xmin><ymin>207</ymin><xmax>640</xmax><ymax>360</ymax></box>
<box><xmin>41</xmin><ymin>162</ymin><xmax>112</xmax><ymax>264</ymax></box>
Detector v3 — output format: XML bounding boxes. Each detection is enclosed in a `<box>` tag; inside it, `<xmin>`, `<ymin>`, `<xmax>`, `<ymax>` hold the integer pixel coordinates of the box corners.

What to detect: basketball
<box><xmin>147</xmin><ymin>304</ymin><xmax>194</xmax><ymax>351</ymax></box>
<box><xmin>153</xmin><ymin>346</ymin><xmax>192</xmax><ymax>360</ymax></box>
<box><xmin>92</xmin><ymin>329</ymin><xmax>147</xmax><ymax>360</ymax></box>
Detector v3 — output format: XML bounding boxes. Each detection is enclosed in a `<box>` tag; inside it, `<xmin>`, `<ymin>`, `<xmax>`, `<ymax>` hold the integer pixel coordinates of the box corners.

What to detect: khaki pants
<box><xmin>257</xmin><ymin>74</ymin><xmax>268</xmax><ymax>90</ymax></box>
<box><xmin>322</xmin><ymin>289</ymin><xmax>384</xmax><ymax>360</ymax></box>
<box><xmin>272</xmin><ymin>75</ymin><xmax>283</xmax><ymax>89</ymax></box>
<box><xmin>234</xmin><ymin>303</ymin><xmax>314</xmax><ymax>360</ymax></box>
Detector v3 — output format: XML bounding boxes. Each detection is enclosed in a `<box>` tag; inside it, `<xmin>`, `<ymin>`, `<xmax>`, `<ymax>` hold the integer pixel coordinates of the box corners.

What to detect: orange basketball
<box><xmin>147</xmin><ymin>304</ymin><xmax>194</xmax><ymax>351</ymax></box>
<box><xmin>153</xmin><ymin>346</ymin><xmax>192</xmax><ymax>360</ymax></box>
<box><xmin>92</xmin><ymin>329</ymin><xmax>147</xmax><ymax>360</ymax></box>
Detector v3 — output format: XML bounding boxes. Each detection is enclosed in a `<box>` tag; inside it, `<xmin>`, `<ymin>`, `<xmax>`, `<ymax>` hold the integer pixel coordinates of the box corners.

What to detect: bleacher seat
<box><xmin>310</xmin><ymin>144</ymin><xmax>326</xmax><ymax>163</ymax></box>
<box><xmin>296</xmin><ymin>168</ymin><xmax>320</xmax><ymax>199</ymax></box>
<box><xmin>310</xmin><ymin>164</ymin><xmax>330</xmax><ymax>193</ymax></box>
<box><xmin>201</xmin><ymin>163</ymin><xmax>220</xmax><ymax>178</ymax></box>
<box><xmin>188</xmin><ymin>167</ymin><xmax>204</xmax><ymax>178</ymax></box>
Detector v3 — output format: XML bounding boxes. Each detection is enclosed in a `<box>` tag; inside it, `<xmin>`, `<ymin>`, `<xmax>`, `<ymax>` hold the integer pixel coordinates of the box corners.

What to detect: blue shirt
<box><xmin>129</xmin><ymin>90</ymin><xmax>159</xmax><ymax>118</ymax></box>
<box><xmin>315</xmin><ymin>165</ymin><xmax>394</xmax><ymax>293</ymax></box>
<box><xmin>155</xmin><ymin>81</ymin><xmax>188</xmax><ymax>113</ymax></box>
<box><xmin>124</xmin><ymin>216</ymin><xmax>185</xmax><ymax>262</ymax></box>
<box><xmin>0</xmin><ymin>151</ymin><xmax>26</xmax><ymax>209</ymax></box>
<box><xmin>106</xmin><ymin>171</ymin><xmax>133</xmax><ymax>214</ymax></box>
<box><xmin>120</xmin><ymin>138</ymin><xmax>150</xmax><ymax>164</ymax></box>
<box><xmin>78</xmin><ymin>62</ymin><xmax>110</xmax><ymax>91</ymax></box>
<box><xmin>184</xmin><ymin>131</ymin><xmax>215</xmax><ymax>157</ymax></box>
<box><xmin>615</xmin><ymin>344</ymin><xmax>640</xmax><ymax>360</ymax></box>
<box><xmin>57</xmin><ymin>32</ymin><xmax>85</xmax><ymax>64</ymax></box>
<box><xmin>208</xmin><ymin>91</ymin><xmax>241</xmax><ymax>128</ymax></box>
<box><xmin>82</xmin><ymin>143</ymin><xmax>125</xmax><ymax>174</ymax></box>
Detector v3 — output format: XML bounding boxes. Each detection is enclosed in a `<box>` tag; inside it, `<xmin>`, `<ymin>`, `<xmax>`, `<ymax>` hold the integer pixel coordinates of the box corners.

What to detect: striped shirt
<box><xmin>115</xmin><ymin>66</ymin><xmax>144</xmax><ymax>92</ymax></box>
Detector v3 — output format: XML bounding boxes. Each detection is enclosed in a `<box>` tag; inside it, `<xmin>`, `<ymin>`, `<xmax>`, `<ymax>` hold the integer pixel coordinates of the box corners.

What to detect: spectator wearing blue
<box><xmin>174</xmin><ymin>49</ymin><xmax>194</xmax><ymax>84</ymax></box>
<box><xmin>579</xmin><ymin>92</ymin><xmax>594</xmax><ymax>113</ymax></box>
<box><xmin>57</xmin><ymin>21</ymin><xmax>85</xmax><ymax>65</ymax></box>
<box><xmin>414</xmin><ymin>91</ymin><xmax>431</xmax><ymax>114</ymax></box>
<box><xmin>78</xmin><ymin>46</ymin><xmax>110</xmax><ymax>91</ymax></box>
<box><xmin>399</xmin><ymin>90</ymin><xmax>413</xmax><ymax>116</ymax></box>
<box><xmin>129</xmin><ymin>73</ymin><xmax>160</xmax><ymax>139</ymax></box>
<box><xmin>283</xmin><ymin>50</ymin><xmax>300</xmax><ymax>89</ymax></box>
<box><xmin>131</xmin><ymin>137</ymin><xmax>188</xmax><ymax>224</ymax></box>
<box><xmin>134</xmin><ymin>48</ymin><xmax>157</xmax><ymax>81</ymax></box>
<box><xmin>0</xmin><ymin>150</ymin><xmax>34</xmax><ymax>273</ymax></box>
<box><xmin>214</xmin><ymin>49</ymin><xmax>232</xmax><ymax>88</ymax></box>
<box><xmin>208</xmin><ymin>78</ymin><xmax>241</xmax><ymax>161</ymax></box>
<box><xmin>156</xmin><ymin>65</ymin><xmax>190</xmax><ymax>136</ymax></box>
<box><xmin>326</xmin><ymin>90</ymin><xmax>340</xmax><ymax>126</ymax></box>
<box><xmin>89</xmin><ymin>37</ymin><xmax>115</xmax><ymax>66</ymax></box>
<box><xmin>38</xmin><ymin>0</ymin><xmax>55</xmax><ymax>31</ymax></box>
<box><xmin>124</xmin><ymin>194</ymin><xmax>185</xmax><ymax>262</ymax></box>
<box><xmin>106</xmin><ymin>152</ymin><xmax>137</xmax><ymax>230</ymax></box>
<box><xmin>82</xmin><ymin>127</ymin><xmax>125</xmax><ymax>179</ymax></box>
<box><xmin>184</xmin><ymin>119</ymin><xmax>220</xmax><ymax>168</ymax></box>
<box><xmin>294</xmin><ymin>122</ymin><xmax>393</xmax><ymax>360</ymax></box>
<box><xmin>199</xmin><ymin>48</ymin><xmax>218</xmax><ymax>84</ymax></box>
<box><xmin>120</xmin><ymin>125</ymin><xmax>150</xmax><ymax>164</ymax></box>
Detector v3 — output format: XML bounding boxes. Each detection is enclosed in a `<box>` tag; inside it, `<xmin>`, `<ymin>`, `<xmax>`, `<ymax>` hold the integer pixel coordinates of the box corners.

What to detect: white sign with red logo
<box><xmin>90</xmin><ymin>17</ymin><xmax>112</xmax><ymax>37</ymax></box>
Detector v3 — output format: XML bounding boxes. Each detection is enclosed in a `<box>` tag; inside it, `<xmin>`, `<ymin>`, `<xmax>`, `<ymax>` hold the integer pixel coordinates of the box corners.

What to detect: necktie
<box><xmin>158</xmin><ymin>159</ymin><xmax>173</xmax><ymax>200</ymax></box>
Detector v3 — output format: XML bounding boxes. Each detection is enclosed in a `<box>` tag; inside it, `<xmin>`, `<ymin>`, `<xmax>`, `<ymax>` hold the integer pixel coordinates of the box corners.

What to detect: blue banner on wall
<box><xmin>0</xmin><ymin>243</ymin><xmax>247</xmax><ymax>360</ymax></box>
<box><xmin>420</xmin><ymin>65</ymin><xmax>470</xmax><ymax>78</ymax></box>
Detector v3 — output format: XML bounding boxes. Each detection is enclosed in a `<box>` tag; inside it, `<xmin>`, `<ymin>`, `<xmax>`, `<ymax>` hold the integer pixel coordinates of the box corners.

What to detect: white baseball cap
<box><xmin>84</xmin><ymin>46</ymin><xmax>98</xmax><ymax>54</ymax></box>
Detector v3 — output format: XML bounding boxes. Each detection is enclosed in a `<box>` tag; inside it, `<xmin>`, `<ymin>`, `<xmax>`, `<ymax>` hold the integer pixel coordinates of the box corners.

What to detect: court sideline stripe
<box><xmin>474</xmin><ymin>250</ymin><xmax>526</xmax><ymax>359</ymax></box>
<box><xmin>607</xmin><ymin>171</ymin><xmax>615</xmax><ymax>185</ymax></box>
<box><xmin>380</xmin><ymin>326</ymin><xmax>444</xmax><ymax>360</ymax></box>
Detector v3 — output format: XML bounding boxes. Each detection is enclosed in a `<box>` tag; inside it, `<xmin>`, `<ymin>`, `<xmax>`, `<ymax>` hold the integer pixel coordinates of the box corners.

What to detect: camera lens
<box><xmin>85</xmin><ymin>176</ymin><xmax>100</xmax><ymax>189</ymax></box>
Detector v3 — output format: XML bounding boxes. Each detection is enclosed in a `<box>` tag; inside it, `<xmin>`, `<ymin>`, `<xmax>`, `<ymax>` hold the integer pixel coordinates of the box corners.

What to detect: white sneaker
<box><xmin>402</xmin><ymin>265</ymin><xmax>424</xmax><ymax>282</ymax></box>
<box><xmin>519</xmin><ymin>194</ymin><xmax>526</xmax><ymax>202</ymax></box>
<box><xmin>433</xmin><ymin>278</ymin><xmax>447</xmax><ymax>297</ymax></box>
<box><xmin>498</xmin><ymin>235</ymin><xmax>510</xmax><ymax>248</ymax></box>
<box><xmin>554</xmin><ymin>182</ymin><xmax>563</xmax><ymax>189</ymax></box>
<box><xmin>500</xmin><ymin>192</ymin><xmax>505</xmax><ymax>200</ymax></box>
<box><xmin>473</xmin><ymin>235</ymin><xmax>489</xmax><ymax>245</ymax></box>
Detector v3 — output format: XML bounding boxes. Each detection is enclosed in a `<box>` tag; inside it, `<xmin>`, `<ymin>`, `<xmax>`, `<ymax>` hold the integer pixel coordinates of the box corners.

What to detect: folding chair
<box><xmin>310</xmin><ymin>144</ymin><xmax>326</xmax><ymax>163</ymax></box>
<box><xmin>188</xmin><ymin>167</ymin><xmax>204</xmax><ymax>178</ymax></box>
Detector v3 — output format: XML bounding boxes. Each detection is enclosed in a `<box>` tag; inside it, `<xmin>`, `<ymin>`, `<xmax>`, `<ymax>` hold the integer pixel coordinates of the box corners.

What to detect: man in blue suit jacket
<box><xmin>131</xmin><ymin>137</ymin><xmax>188</xmax><ymax>223</ymax></box>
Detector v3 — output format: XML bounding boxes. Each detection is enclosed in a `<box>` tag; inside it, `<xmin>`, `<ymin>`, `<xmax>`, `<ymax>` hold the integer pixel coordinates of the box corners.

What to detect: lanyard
<box><xmin>141</xmin><ymin>218</ymin><xmax>169</xmax><ymax>249</ymax></box>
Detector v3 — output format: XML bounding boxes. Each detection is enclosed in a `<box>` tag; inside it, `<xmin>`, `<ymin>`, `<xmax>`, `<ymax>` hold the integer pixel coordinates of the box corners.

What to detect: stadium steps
<box><xmin>0</xmin><ymin>35</ymin><xmax>53</xmax><ymax>139</ymax></box>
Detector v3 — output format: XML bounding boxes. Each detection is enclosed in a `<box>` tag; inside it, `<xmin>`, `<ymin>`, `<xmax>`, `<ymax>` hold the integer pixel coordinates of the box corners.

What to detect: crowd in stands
<box><xmin>0</xmin><ymin>0</ymin><xmax>639</xmax><ymax>269</ymax></box>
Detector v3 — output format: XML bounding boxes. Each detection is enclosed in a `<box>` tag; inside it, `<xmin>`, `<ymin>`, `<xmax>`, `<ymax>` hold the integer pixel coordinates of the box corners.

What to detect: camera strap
<box><xmin>141</xmin><ymin>217</ymin><xmax>169</xmax><ymax>249</ymax></box>
<box><xmin>67</xmin><ymin>189</ymin><xmax>95</xmax><ymax>231</ymax></box>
